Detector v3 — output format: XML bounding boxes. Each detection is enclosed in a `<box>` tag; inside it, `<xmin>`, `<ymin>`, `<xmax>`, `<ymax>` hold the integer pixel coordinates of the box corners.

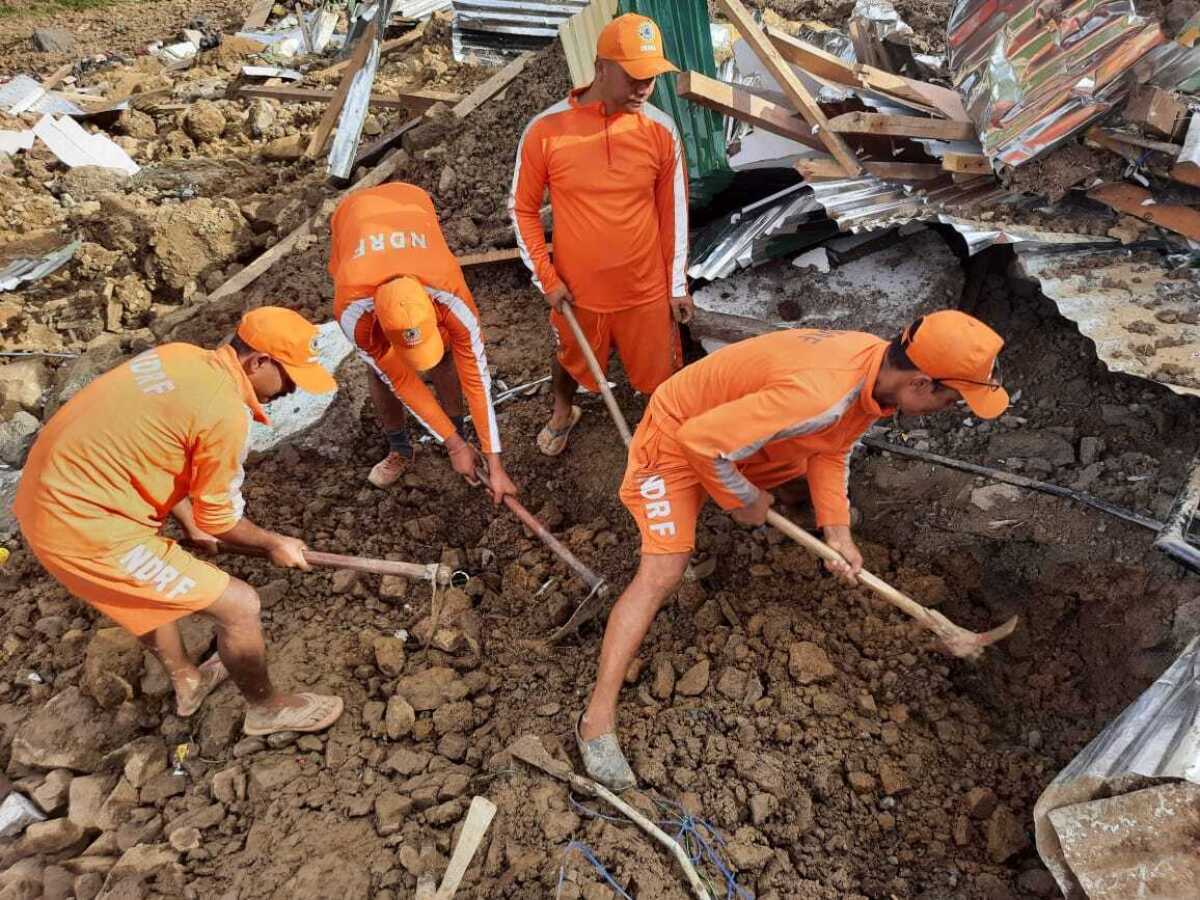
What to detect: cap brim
<box><xmin>283</xmin><ymin>361</ymin><xmax>337</xmax><ymax>395</ymax></box>
<box><xmin>615</xmin><ymin>57</ymin><xmax>678</xmax><ymax>79</ymax></box>
<box><xmin>959</xmin><ymin>384</ymin><xmax>1009</xmax><ymax>420</ymax></box>
<box><xmin>400</xmin><ymin>333</ymin><xmax>445</xmax><ymax>373</ymax></box>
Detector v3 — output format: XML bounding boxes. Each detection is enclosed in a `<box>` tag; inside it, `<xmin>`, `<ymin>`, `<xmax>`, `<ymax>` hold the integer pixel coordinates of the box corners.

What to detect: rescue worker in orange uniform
<box><xmin>15</xmin><ymin>308</ymin><xmax>344</xmax><ymax>736</ymax></box>
<box><xmin>331</xmin><ymin>182</ymin><xmax>518</xmax><ymax>503</ymax></box>
<box><xmin>510</xmin><ymin>13</ymin><xmax>691</xmax><ymax>456</ymax></box>
<box><xmin>575</xmin><ymin>311</ymin><xmax>1009</xmax><ymax>790</ymax></box>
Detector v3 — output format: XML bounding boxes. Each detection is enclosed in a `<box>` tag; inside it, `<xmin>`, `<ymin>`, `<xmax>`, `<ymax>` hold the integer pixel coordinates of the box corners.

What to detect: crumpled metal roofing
<box><xmin>1016</xmin><ymin>244</ymin><xmax>1200</xmax><ymax>397</ymax></box>
<box><xmin>806</xmin><ymin>174</ymin><xmax>1009</xmax><ymax>233</ymax></box>
<box><xmin>0</xmin><ymin>239</ymin><xmax>81</xmax><ymax>292</ymax></box>
<box><xmin>947</xmin><ymin>0</ymin><xmax>1166</xmax><ymax>167</ymax></box>
<box><xmin>1033</xmin><ymin>635</ymin><xmax>1200</xmax><ymax>898</ymax></box>
<box><xmin>452</xmin><ymin>0</ymin><xmax>588</xmax><ymax>64</ymax></box>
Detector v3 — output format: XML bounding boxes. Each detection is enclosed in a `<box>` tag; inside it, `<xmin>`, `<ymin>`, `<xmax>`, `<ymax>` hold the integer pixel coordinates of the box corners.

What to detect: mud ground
<box><xmin>3</xmin><ymin>2</ymin><xmax>1200</xmax><ymax>899</ymax></box>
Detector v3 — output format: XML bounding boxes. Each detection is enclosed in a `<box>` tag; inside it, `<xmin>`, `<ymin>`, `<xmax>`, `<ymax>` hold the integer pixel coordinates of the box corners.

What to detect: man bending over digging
<box><xmin>577</xmin><ymin>311</ymin><xmax>1008</xmax><ymax>790</ymax></box>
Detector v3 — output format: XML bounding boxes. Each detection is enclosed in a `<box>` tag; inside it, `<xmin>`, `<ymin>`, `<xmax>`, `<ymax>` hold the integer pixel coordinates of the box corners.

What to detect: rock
<box><xmin>384</xmin><ymin>696</ymin><xmax>415</xmax><ymax>740</ymax></box>
<box><xmin>970</xmin><ymin>483</ymin><xmax>1024</xmax><ymax>511</ymax></box>
<box><xmin>986</xmin><ymin>805</ymin><xmax>1030</xmax><ymax>863</ymax></box>
<box><xmin>438</xmin><ymin>165</ymin><xmax>457</xmax><ymax>194</ymax></box>
<box><xmin>651</xmin><ymin>657</ymin><xmax>675</xmax><ymax>700</ymax></box>
<box><xmin>41</xmin><ymin>865</ymin><xmax>72</xmax><ymax>900</ymax></box>
<box><xmin>258</xmin><ymin>578</ymin><xmax>289</xmax><ymax>610</ymax></box>
<box><xmin>74</xmin><ymin>873</ymin><xmax>103</xmax><ymax>900</ymax></box>
<box><xmin>0</xmin><ymin>412</ymin><xmax>39</xmax><ymax>467</ymax></box>
<box><xmin>106</xmin><ymin>843</ymin><xmax>178</xmax><ymax>881</ymax></box>
<box><xmin>432</xmin><ymin>701</ymin><xmax>473</xmax><ymax>735</ymax></box>
<box><xmin>988</xmin><ymin>431</ymin><xmax>1075</xmax><ymax>466</ymax></box>
<box><xmin>14</xmin><ymin>818</ymin><xmax>86</xmax><ymax>859</ymax></box>
<box><xmin>734</xmin><ymin>752</ymin><xmax>785</xmax><ymax>797</ymax></box>
<box><xmin>138</xmin><ymin>770</ymin><xmax>185</xmax><ymax>805</ymax></box>
<box><xmin>1017</xmin><ymin>868</ymin><xmax>1057</xmax><ymax>897</ymax></box>
<box><xmin>965</xmin><ymin>786</ymin><xmax>998</xmax><ymax>820</ymax></box>
<box><xmin>58</xmin><ymin>167</ymin><xmax>131</xmax><ymax>203</ymax></box>
<box><xmin>248</xmin><ymin>756</ymin><xmax>302</xmax><ymax>796</ymax></box>
<box><xmin>542</xmin><ymin>810</ymin><xmax>580</xmax><ymax>843</ymax></box>
<box><xmin>266</xmin><ymin>731</ymin><xmax>298</xmax><ymax>749</ymax></box>
<box><xmin>1079</xmin><ymin>436</ymin><xmax>1104</xmax><ymax>466</ymax></box>
<box><xmin>262</xmin><ymin>133</ymin><xmax>307</xmax><ymax>161</ymax></box>
<box><xmin>878</xmin><ymin>762</ymin><xmax>911</xmax><ymax>796</ymax></box>
<box><xmin>373</xmin><ymin>637</ymin><xmax>406</xmax><ymax>677</ymax></box>
<box><xmin>374</xmin><ymin>791</ymin><xmax>411</xmax><ymax>836</ymax></box>
<box><xmin>68</xmin><ymin>774</ymin><xmax>118</xmax><ymax>830</ymax></box>
<box><xmin>120</xmin><ymin>738</ymin><xmax>166</xmax><ymax>790</ymax></box>
<box><xmin>83</xmin><ymin>628</ymin><xmax>143</xmax><ymax>709</ymax></box>
<box><xmin>332</xmin><ymin>570</ymin><xmax>358</xmax><ymax>594</ymax></box>
<box><xmin>31</xmin><ymin>770</ymin><xmax>74</xmax><ymax>815</ymax></box>
<box><xmin>12</xmin><ymin>687</ymin><xmax>129</xmax><ymax>772</ymax></box>
<box><xmin>749</xmin><ymin>793</ymin><xmax>776</xmax><ymax>826</ymax></box>
<box><xmin>167</xmin><ymin>826</ymin><xmax>201</xmax><ymax>852</ymax></box>
<box><xmin>94</xmin><ymin>778</ymin><xmax>137</xmax><ymax>832</ymax></box>
<box><xmin>114</xmin><ymin>108</ymin><xmax>157</xmax><ymax>141</ymax></box>
<box><xmin>0</xmin><ymin>360</ymin><xmax>48</xmax><ymax>416</ymax></box>
<box><xmin>150</xmin><ymin>198</ymin><xmax>253</xmax><ymax>292</ymax></box>
<box><xmin>164</xmin><ymin>802</ymin><xmax>223</xmax><ymax>835</ymax></box>
<box><xmin>395</xmin><ymin>666</ymin><xmax>468</xmax><ymax>711</ymax></box>
<box><xmin>974</xmin><ymin>872</ymin><xmax>1016</xmax><ymax>900</ymax></box>
<box><xmin>210</xmin><ymin>768</ymin><xmax>246</xmax><ymax>805</ymax></box>
<box><xmin>384</xmin><ymin>748</ymin><xmax>430</xmax><ymax>776</ymax></box>
<box><xmin>247</xmin><ymin>99</ymin><xmax>276</xmax><ymax>138</ymax></box>
<box><xmin>788</xmin><ymin>642</ymin><xmax>835</xmax><ymax>684</ymax></box>
<box><xmin>726</xmin><ymin>840</ymin><xmax>773</xmax><ymax>871</ymax></box>
<box><xmin>675</xmin><ymin>659</ymin><xmax>710</xmax><ymax>696</ymax></box>
<box><xmin>32</xmin><ymin>28</ymin><xmax>74</xmax><ymax>53</ymax></box>
<box><xmin>1173</xmin><ymin>597</ymin><xmax>1200</xmax><ymax>644</ymax></box>
<box><xmin>43</xmin><ymin>341</ymin><xmax>125</xmax><ymax>419</ymax></box>
<box><xmin>716</xmin><ymin>667</ymin><xmax>748</xmax><ymax>701</ymax></box>
<box><xmin>183</xmin><ymin>101</ymin><xmax>226</xmax><ymax>143</ymax></box>
<box><xmin>847</xmin><ymin>771</ymin><xmax>876</xmax><ymax>794</ymax></box>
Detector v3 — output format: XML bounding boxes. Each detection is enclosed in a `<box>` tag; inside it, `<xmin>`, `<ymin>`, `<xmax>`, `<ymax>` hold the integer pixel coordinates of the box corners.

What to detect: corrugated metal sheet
<box><xmin>948</xmin><ymin>0</ymin><xmax>1166</xmax><ymax>167</ymax></box>
<box><xmin>937</xmin><ymin>214</ymin><xmax>1118</xmax><ymax>255</ymax></box>
<box><xmin>452</xmin><ymin>0</ymin><xmax>588</xmax><ymax>65</ymax></box>
<box><xmin>1015</xmin><ymin>245</ymin><xmax>1200</xmax><ymax>397</ymax></box>
<box><xmin>1033</xmin><ymin>636</ymin><xmax>1200</xmax><ymax>898</ymax></box>
<box><xmin>0</xmin><ymin>239</ymin><xmax>81</xmax><ymax>292</ymax></box>
<box><xmin>807</xmin><ymin>175</ymin><xmax>1009</xmax><ymax>233</ymax></box>
<box><xmin>329</xmin><ymin>2</ymin><xmax>394</xmax><ymax>179</ymax></box>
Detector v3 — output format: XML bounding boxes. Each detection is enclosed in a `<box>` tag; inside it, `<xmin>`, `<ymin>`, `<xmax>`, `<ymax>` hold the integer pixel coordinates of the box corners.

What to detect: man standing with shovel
<box><xmin>509</xmin><ymin>12</ymin><xmax>692</xmax><ymax>456</ymax></box>
<box><xmin>15</xmin><ymin>308</ymin><xmax>344</xmax><ymax>737</ymax></box>
<box><xmin>575</xmin><ymin>312</ymin><xmax>1010</xmax><ymax>790</ymax></box>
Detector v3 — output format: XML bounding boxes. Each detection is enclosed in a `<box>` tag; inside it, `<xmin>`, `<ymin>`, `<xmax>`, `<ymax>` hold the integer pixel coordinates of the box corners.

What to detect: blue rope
<box><xmin>655</xmin><ymin>799</ymin><xmax>754</xmax><ymax>900</ymax></box>
<box><xmin>557</xmin><ymin>841</ymin><xmax>634</xmax><ymax>899</ymax></box>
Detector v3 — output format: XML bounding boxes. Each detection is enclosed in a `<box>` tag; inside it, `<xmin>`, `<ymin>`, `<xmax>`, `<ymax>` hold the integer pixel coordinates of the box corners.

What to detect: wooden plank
<box><xmin>827</xmin><ymin>111</ymin><xmax>976</xmax><ymax>141</ymax></box>
<box><xmin>796</xmin><ymin>157</ymin><xmax>944</xmax><ymax>180</ymax></box>
<box><xmin>434</xmin><ymin>797</ymin><xmax>497</xmax><ymax>900</ymax></box>
<box><xmin>849</xmin><ymin>19</ymin><xmax>887</xmax><ymax>72</ymax></box>
<box><xmin>717</xmin><ymin>0</ymin><xmax>861</xmax><ymax>175</ymax></box>
<box><xmin>766</xmin><ymin>26</ymin><xmax>968</xmax><ymax>121</ymax></box>
<box><xmin>1088</xmin><ymin>183</ymin><xmax>1200</xmax><ymax>241</ymax></box>
<box><xmin>941</xmin><ymin>152</ymin><xmax>992</xmax><ymax>174</ymax></box>
<box><xmin>238</xmin><ymin>84</ymin><xmax>462</xmax><ymax>112</ymax></box>
<box><xmin>242</xmin><ymin>0</ymin><xmax>274</xmax><ymax>30</ymax></box>
<box><xmin>676</xmin><ymin>70</ymin><xmax>823</xmax><ymax>150</ymax></box>
<box><xmin>41</xmin><ymin>63</ymin><xmax>73</xmax><ymax>92</ymax></box>
<box><xmin>305</xmin><ymin>20</ymin><xmax>377</xmax><ymax>160</ymax></box>
<box><xmin>1095</xmin><ymin>127</ymin><xmax>1182</xmax><ymax>157</ymax></box>
<box><xmin>1170</xmin><ymin>162</ymin><xmax>1200</xmax><ymax>188</ymax></box>
<box><xmin>315</xmin><ymin>25</ymin><xmax>426</xmax><ymax>80</ymax></box>
<box><xmin>1124</xmin><ymin>85</ymin><xmax>1187</xmax><ymax>140</ymax></box>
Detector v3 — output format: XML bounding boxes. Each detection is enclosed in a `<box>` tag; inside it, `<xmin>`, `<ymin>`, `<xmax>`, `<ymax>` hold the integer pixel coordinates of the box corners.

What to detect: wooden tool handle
<box><xmin>193</xmin><ymin>543</ymin><xmax>451</xmax><ymax>584</ymax></box>
<box><xmin>561</xmin><ymin>303</ymin><xmax>633</xmax><ymax>446</ymax></box>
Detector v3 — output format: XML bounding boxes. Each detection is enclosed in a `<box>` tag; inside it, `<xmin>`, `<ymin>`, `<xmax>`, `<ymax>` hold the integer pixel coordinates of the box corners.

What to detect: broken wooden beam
<box><xmin>242</xmin><ymin>0</ymin><xmax>274</xmax><ymax>30</ymax></box>
<box><xmin>305</xmin><ymin>20</ymin><xmax>377</xmax><ymax>160</ymax></box>
<box><xmin>1124</xmin><ymin>84</ymin><xmax>1188</xmax><ymax>140</ymax></box>
<box><xmin>717</xmin><ymin>0</ymin><xmax>862</xmax><ymax>175</ymax></box>
<box><xmin>796</xmin><ymin>157</ymin><xmax>944</xmax><ymax>181</ymax></box>
<box><xmin>1087</xmin><ymin>182</ymin><xmax>1200</xmax><ymax>242</ymax></box>
<box><xmin>941</xmin><ymin>152</ymin><xmax>992</xmax><ymax>175</ymax></box>
<box><xmin>315</xmin><ymin>24</ymin><xmax>427</xmax><ymax>80</ymax></box>
<box><xmin>238</xmin><ymin>84</ymin><xmax>462</xmax><ymax>112</ymax></box>
<box><xmin>675</xmin><ymin>70</ymin><xmax>823</xmax><ymax>151</ymax></box>
<box><xmin>827</xmin><ymin>111</ymin><xmax>976</xmax><ymax>141</ymax></box>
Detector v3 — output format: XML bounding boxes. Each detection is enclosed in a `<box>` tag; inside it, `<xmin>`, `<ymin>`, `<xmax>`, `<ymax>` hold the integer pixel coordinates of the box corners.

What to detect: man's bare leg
<box><xmin>367</xmin><ymin>370</ymin><xmax>408</xmax><ymax>432</ymax></box>
<box><xmin>139</xmin><ymin>621</ymin><xmax>223</xmax><ymax>716</ymax></box>
<box><xmin>549</xmin><ymin>358</ymin><xmax>579</xmax><ymax>432</ymax></box>
<box><xmin>580</xmin><ymin>551</ymin><xmax>691</xmax><ymax>741</ymax></box>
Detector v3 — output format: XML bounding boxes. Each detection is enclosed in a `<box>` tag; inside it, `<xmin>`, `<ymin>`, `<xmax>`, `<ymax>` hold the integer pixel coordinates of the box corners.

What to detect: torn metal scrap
<box><xmin>0</xmin><ymin>239</ymin><xmax>82</xmax><ymax>292</ymax></box>
<box><xmin>1015</xmin><ymin>246</ymin><xmax>1200</xmax><ymax>398</ymax></box>
<box><xmin>948</xmin><ymin>0</ymin><xmax>1166</xmax><ymax>167</ymax></box>
<box><xmin>938</xmin><ymin>214</ymin><xmax>1118</xmax><ymax>255</ymax></box>
<box><xmin>328</xmin><ymin>5</ymin><xmax>393</xmax><ymax>179</ymax></box>
<box><xmin>0</xmin><ymin>75</ymin><xmax>85</xmax><ymax>117</ymax></box>
<box><xmin>1033</xmin><ymin>635</ymin><xmax>1200</xmax><ymax>899</ymax></box>
<box><xmin>806</xmin><ymin>174</ymin><xmax>1009</xmax><ymax>234</ymax></box>
<box><xmin>451</xmin><ymin>0</ymin><xmax>589</xmax><ymax>65</ymax></box>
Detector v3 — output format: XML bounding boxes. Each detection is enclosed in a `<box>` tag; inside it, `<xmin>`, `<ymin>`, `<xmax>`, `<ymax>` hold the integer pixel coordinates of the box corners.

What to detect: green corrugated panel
<box><xmin>618</xmin><ymin>0</ymin><xmax>732</xmax><ymax>207</ymax></box>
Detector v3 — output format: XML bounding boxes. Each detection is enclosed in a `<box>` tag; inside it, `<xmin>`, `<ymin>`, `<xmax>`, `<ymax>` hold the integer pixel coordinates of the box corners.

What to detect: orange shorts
<box><xmin>620</xmin><ymin>420</ymin><xmax>808</xmax><ymax>555</ymax></box>
<box><xmin>25</xmin><ymin>532</ymin><xmax>229</xmax><ymax>636</ymax></box>
<box><xmin>550</xmin><ymin>299</ymin><xmax>681</xmax><ymax>395</ymax></box>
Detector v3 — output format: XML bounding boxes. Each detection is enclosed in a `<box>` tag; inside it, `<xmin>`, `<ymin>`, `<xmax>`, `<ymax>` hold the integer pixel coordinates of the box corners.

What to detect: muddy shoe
<box><xmin>176</xmin><ymin>654</ymin><xmax>228</xmax><ymax>718</ymax></box>
<box><xmin>575</xmin><ymin>713</ymin><xmax>636</xmax><ymax>792</ymax></box>
<box><xmin>368</xmin><ymin>451</ymin><xmax>410</xmax><ymax>488</ymax></box>
<box><xmin>537</xmin><ymin>406</ymin><xmax>582</xmax><ymax>457</ymax></box>
<box><xmin>243</xmin><ymin>693</ymin><xmax>344</xmax><ymax>737</ymax></box>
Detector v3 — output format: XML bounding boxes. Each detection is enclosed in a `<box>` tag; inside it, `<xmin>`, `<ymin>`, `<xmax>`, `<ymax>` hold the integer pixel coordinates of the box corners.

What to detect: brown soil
<box><xmin>3</xmin><ymin>3</ymin><xmax>1200</xmax><ymax>900</ymax></box>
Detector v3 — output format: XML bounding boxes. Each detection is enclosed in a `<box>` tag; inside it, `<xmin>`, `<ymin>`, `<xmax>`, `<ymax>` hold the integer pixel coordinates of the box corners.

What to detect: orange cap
<box><xmin>902</xmin><ymin>311</ymin><xmax>1008</xmax><ymax>419</ymax></box>
<box><xmin>376</xmin><ymin>276</ymin><xmax>444</xmax><ymax>372</ymax></box>
<box><xmin>236</xmin><ymin>307</ymin><xmax>336</xmax><ymax>395</ymax></box>
<box><xmin>596</xmin><ymin>13</ymin><xmax>679</xmax><ymax>80</ymax></box>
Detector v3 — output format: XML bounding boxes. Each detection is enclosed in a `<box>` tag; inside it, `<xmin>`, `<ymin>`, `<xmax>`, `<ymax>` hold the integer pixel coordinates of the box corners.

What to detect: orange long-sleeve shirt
<box><xmin>509</xmin><ymin>88</ymin><xmax>688</xmax><ymax>313</ymax></box>
<box><xmin>15</xmin><ymin>343</ymin><xmax>268</xmax><ymax>556</ymax></box>
<box><xmin>645</xmin><ymin>330</ymin><xmax>893</xmax><ymax>527</ymax></box>
<box><xmin>329</xmin><ymin>183</ymin><xmax>500</xmax><ymax>453</ymax></box>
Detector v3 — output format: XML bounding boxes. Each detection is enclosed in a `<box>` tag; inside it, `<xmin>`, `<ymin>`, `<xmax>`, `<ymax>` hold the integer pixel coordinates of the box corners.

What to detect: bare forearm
<box><xmin>211</xmin><ymin>517</ymin><xmax>287</xmax><ymax>552</ymax></box>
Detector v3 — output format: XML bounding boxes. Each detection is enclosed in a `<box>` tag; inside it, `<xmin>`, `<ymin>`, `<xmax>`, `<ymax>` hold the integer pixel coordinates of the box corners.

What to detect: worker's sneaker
<box><xmin>368</xmin><ymin>451</ymin><xmax>410</xmax><ymax>488</ymax></box>
<box><xmin>576</xmin><ymin>713</ymin><xmax>636</xmax><ymax>792</ymax></box>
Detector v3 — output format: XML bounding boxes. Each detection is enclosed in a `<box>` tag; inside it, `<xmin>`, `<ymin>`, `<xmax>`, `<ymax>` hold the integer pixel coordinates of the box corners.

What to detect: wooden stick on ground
<box><xmin>434</xmin><ymin>797</ymin><xmax>498</xmax><ymax>899</ymax></box>
<box><xmin>717</xmin><ymin>0</ymin><xmax>863</xmax><ymax>175</ymax></box>
<box><xmin>508</xmin><ymin>734</ymin><xmax>709</xmax><ymax>900</ymax></box>
<box><xmin>192</xmin><ymin>542</ymin><xmax>453</xmax><ymax>584</ymax></box>
<box><xmin>561</xmin><ymin>303</ymin><xmax>632</xmax><ymax>445</ymax></box>
<box><xmin>765</xmin><ymin>509</ymin><xmax>1018</xmax><ymax>659</ymax></box>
